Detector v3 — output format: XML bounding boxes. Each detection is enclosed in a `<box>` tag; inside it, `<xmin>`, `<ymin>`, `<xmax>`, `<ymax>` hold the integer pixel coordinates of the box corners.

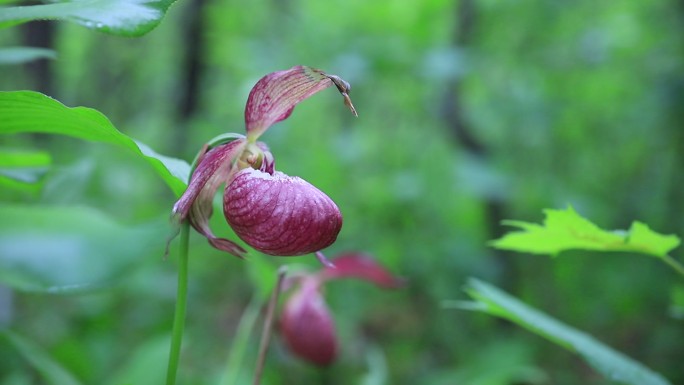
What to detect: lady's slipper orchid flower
<box><xmin>171</xmin><ymin>66</ymin><xmax>357</xmax><ymax>264</ymax></box>
<box><xmin>280</xmin><ymin>253</ymin><xmax>405</xmax><ymax>366</ymax></box>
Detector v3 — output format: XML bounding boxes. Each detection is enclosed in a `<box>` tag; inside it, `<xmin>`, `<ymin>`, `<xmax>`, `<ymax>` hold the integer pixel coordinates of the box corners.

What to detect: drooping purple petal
<box><xmin>244</xmin><ymin>66</ymin><xmax>356</xmax><ymax>140</ymax></box>
<box><xmin>172</xmin><ymin>138</ymin><xmax>248</xmax><ymax>258</ymax></box>
<box><xmin>223</xmin><ymin>168</ymin><xmax>342</xmax><ymax>256</ymax></box>
<box><xmin>281</xmin><ymin>277</ymin><xmax>337</xmax><ymax>366</ymax></box>
<box><xmin>319</xmin><ymin>253</ymin><xmax>406</xmax><ymax>288</ymax></box>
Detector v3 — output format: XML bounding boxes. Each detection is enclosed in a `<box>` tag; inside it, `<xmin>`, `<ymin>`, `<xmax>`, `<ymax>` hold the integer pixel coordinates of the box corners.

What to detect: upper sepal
<box><xmin>244</xmin><ymin>66</ymin><xmax>357</xmax><ymax>140</ymax></box>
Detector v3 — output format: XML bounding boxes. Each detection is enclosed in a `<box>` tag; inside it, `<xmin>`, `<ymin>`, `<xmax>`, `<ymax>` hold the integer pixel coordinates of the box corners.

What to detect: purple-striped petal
<box><xmin>172</xmin><ymin>139</ymin><xmax>248</xmax><ymax>258</ymax></box>
<box><xmin>244</xmin><ymin>66</ymin><xmax>356</xmax><ymax>140</ymax></box>
<box><xmin>223</xmin><ymin>168</ymin><xmax>342</xmax><ymax>256</ymax></box>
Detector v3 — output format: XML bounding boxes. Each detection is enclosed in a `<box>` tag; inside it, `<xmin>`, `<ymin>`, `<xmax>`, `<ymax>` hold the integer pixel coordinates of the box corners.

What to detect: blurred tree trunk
<box><xmin>174</xmin><ymin>0</ymin><xmax>207</xmax><ymax>154</ymax></box>
<box><xmin>441</xmin><ymin>0</ymin><xmax>515</xmax><ymax>289</ymax></box>
<box><xmin>668</xmin><ymin>1</ymin><xmax>684</xmax><ymax>234</ymax></box>
<box><xmin>21</xmin><ymin>21</ymin><xmax>55</xmax><ymax>96</ymax></box>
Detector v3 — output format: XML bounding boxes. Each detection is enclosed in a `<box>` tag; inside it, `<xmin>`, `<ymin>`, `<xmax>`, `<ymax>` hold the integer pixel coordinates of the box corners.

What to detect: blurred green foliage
<box><xmin>1</xmin><ymin>0</ymin><xmax>684</xmax><ymax>384</ymax></box>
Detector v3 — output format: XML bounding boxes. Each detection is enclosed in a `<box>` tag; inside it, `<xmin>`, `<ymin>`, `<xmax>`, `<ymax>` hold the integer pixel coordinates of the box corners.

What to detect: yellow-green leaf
<box><xmin>491</xmin><ymin>207</ymin><xmax>680</xmax><ymax>258</ymax></box>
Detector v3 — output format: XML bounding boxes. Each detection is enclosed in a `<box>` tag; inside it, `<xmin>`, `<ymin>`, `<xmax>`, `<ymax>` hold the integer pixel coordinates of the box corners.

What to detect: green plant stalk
<box><xmin>220</xmin><ymin>294</ymin><xmax>261</xmax><ymax>385</ymax></box>
<box><xmin>165</xmin><ymin>222</ymin><xmax>190</xmax><ymax>385</ymax></box>
<box><xmin>253</xmin><ymin>267</ymin><xmax>287</xmax><ymax>385</ymax></box>
<box><xmin>662</xmin><ymin>255</ymin><xmax>684</xmax><ymax>278</ymax></box>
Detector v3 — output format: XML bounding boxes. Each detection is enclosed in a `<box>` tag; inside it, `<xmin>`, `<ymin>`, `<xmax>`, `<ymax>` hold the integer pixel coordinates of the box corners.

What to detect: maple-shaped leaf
<box><xmin>491</xmin><ymin>207</ymin><xmax>680</xmax><ymax>258</ymax></box>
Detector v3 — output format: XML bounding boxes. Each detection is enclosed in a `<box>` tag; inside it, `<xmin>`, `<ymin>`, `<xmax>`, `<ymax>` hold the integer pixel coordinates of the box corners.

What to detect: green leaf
<box><xmin>0</xmin><ymin>149</ymin><xmax>51</xmax><ymax>168</ymax></box>
<box><xmin>0</xmin><ymin>148</ymin><xmax>51</xmax><ymax>181</ymax></box>
<box><xmin>218</xmin><ymin>295</ymin><xmax>262</xmax><ymax>385</ymax></box>
<box><xmin>105</xmin><ymin>334</ymin><xmax>169</xmax><ymax>385</ymax></box>
<box><xmin>626</xmin><ymin>222</ymin><xmax>681</xmax><ymax>258</ymax></box>
<box><xmin>490</xmin><ymin>207</ymin><xmax>680</xmax><ymax>258</ymax></box>
<box><xmin>0</xmin><ymin>204</ymin><xmax>170</xmax><ymax>293</ymax></box>
<box><xmin>0</xmin><ymin>0</ymin><xmax>177</xmax><ymax>37</ymax></box>
<box><xmin>0</xmin><ymin>149</ymin><xmax>51</xmax><ymax>196</ymax></box>
<box><xmin>1</xmin><ymin>330</ymin><xmax>83</xmax><ymax>385</ymax></box>
<box><xmin>0</xmin><ymin>91</ymin><xmax>189</xmax><ymax>197</ymax></box>
<box><xmin>0</xmin><ymin>47</ymin><xmax>56</xmax><ymax>65</ymax></box>
<box><xmin>452</xmin><ymin>278</ymin><xmax>672</xmax><ymax>385</ymax></box>
<box><xmin>0</xmin><ymin>174</ymin><xmax>43</xmax><ymax>196</ymax></box>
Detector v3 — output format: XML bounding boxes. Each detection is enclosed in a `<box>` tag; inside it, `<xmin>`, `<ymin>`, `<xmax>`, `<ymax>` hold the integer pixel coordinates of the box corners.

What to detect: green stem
<box><xmin>253</xmin><ymin>267</ymin><xmax>287</xmax><ymax>385</ymax></box>
<box><xmin>219</xmin><ymin>294</ymin><xmax>261</xmax><ymax>385</ymax></box>
<box><xmin>166</xmin><ymin>222</ymin><xmax>190</xmax><ymax>385</ymax></box>
<box><xmin>662</xmin><ymin>255</ymin><xmax>684</xmax><ymax>278</ymax></box>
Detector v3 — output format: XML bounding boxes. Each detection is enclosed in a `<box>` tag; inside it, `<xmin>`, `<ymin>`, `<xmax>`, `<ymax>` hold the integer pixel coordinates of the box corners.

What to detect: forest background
<box><xmin>1</xmin><ymin>0</ymin><xmax>683</xmax><ymax>384</ymax></box>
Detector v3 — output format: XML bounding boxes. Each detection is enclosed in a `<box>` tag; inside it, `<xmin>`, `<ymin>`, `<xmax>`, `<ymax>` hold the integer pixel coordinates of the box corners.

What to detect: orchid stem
<box><xmin>253</xmin><ymin>266</ymin><xmax>287</xmax><ymax>385</ymax></box>
<box><xmin>166</xmin><ymin>221</ymin><xmax>190</xmax><ymax>385</ymax></box>
<box><xmin>220</xmin><ymin>294</ymin><xmax>262</xmax><ymax>385</ymax></box>
<box><xmin>315</xmin><ymin>251</ymin><xmax>336</xmax><ymax>268</ymax></box>
<box><xmin>663</xmin><ymin>255</ymin><xmax>684</xmax><ymax>278</ymax></box>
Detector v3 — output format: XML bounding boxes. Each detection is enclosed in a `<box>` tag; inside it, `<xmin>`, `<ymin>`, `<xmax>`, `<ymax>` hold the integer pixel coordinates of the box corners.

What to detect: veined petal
<box><xmin>224</xmin><ymin>168</ymin><xmax>342</xmax><ymax>256</ymax></box>
<box><xmin>245</xmin><ymin>66</ymin><xmax>357</xmax><ymax>140</ymax></box>
<box><xmin>172</xmin><ymin>138</ymin><xmax>248</xmax><ymax>257</ymax></box>
<box><xmin>319</xmin><ymin>253</ymin><xmax>406</xmax><ymax>288</ymax></box>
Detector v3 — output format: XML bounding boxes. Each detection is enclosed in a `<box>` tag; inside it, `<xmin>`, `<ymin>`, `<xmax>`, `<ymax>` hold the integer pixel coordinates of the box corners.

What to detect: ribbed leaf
<box><xmin>0</xmin><ymin>91</ymin><xmax>189</xmax><ymax>196</ymax></box>
<box><xmin>0</xmin><ymin>0</ymin><xmax>177</xmax><ymax>37</ymax></box>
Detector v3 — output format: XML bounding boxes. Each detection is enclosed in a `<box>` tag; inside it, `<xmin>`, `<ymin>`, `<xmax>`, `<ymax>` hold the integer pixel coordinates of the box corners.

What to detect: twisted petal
<box><xmin>245</xmin><ymin>66</ymin><xmax>356</xmax><ymax>140</ymax></box>
<box><xmin>172</xmin><ymin>138</ymin><xmax>248</xmax><ymax>257</ymax></box>
<box><xmin>281</xmin><ymin>277</ymin><xmax>337</xmax><ymax>366</ymax></box>
<box><xmin>223</xmin><ymin>168</ymin><xmax>342</xmax><ymax>256</ymax></box>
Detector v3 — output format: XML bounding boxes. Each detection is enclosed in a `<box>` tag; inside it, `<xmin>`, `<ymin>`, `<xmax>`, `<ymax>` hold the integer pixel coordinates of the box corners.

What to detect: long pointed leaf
<box><xmin>0</xmin><ymin>91</ymin><xmax>189</xmax><ymax>196</ymax></box>
<box><xmin>451</xmin><ymin>278</ymin><xmax>671</xmax><ymax>385</ymax></box>
<box><xmin>1</xmin><ymin>330</ymin><xmax>83</xmax><ymax>385</ymax></box>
